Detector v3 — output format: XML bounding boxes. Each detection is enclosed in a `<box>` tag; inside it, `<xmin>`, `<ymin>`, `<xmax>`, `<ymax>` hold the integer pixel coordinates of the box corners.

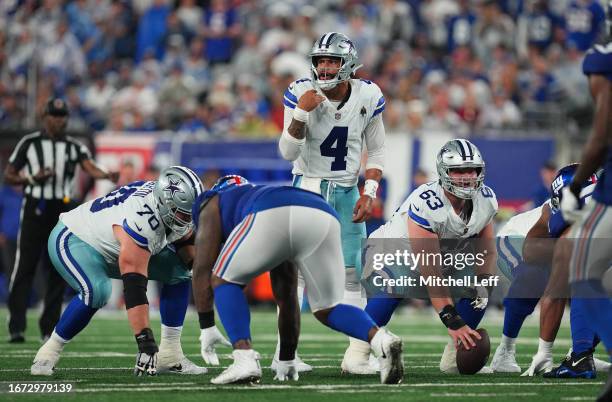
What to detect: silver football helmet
<box><xmin>436</xmin><ymin>139</ymin><xmax>485</xmax><ymax>199</ymax></box>
<box><xmin>309</xmin><ymin>32</ymin><xmax>363</xmax><ymax>90</ymax></box>
<box><xmin>153</xmin><ymin>166</ymin><xmax>203</xmax><ymax>237</ymax></box>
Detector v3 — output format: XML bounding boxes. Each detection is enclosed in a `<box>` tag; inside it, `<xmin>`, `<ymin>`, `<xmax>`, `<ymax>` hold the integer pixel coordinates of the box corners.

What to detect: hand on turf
<box><xmin>449</xmin><ymin>325</ymin><xmax>481</xmax><ymax>351</ymax></box>
<box><xmin>559</xmin><ymin>186</ymin><xmax>582</xmax><ymax>224</ymax></box>
<box><xmin>200</xmin><ymin>327</ymin><xmax>231</xmax><ymax>366</ymax></box>
<box><xmin>273</xmin><ymin>359</ymin><xmax>299</xmax><ymax>381</ymax></box>
<box><xmin>521</xmin><ymin>351</ymin><xmax>553</xmax><ymax>376</ymax></box>
<box><xmin>134</xmin><ymin>351</ymin><xmax>157</xmax><ymax>376</ymax></box>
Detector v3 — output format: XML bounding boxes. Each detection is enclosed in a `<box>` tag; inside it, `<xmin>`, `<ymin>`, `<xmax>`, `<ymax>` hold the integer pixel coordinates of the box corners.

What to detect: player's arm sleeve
<box><xmin>364</xmin><ymin>114</ymin><xmax>385</xmax><ymax>172</ymax></box>
<box><xmin>278</xmin><ymin>104</ymin><xmax>305</xmax><ymax>161</ymax></box>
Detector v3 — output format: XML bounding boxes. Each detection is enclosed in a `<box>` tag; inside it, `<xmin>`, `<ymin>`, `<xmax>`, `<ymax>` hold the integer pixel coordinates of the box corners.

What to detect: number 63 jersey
<box><xmin>372</xmin><ymin>181</ymin><xmax>498</xmax><ymax>240</ymax></box>
<box><xmin>283</xmin><ymin>78</ymin><xmax>386</xmax><ymax>187</ymax></box>
<box><xmin>60</xmin><ymin>181</ymin><xmax>182</xmax><ymax>265</ymax></box>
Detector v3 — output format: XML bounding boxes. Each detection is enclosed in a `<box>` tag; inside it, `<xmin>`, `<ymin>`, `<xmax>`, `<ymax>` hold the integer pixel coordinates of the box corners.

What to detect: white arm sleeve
<box><xmin>364</xmin><ymin>114</ymin><xmax>385</xmax><ymax>172</ymax></box>
<box><xmin>278</xmin><ymin>107</ymin><xmax>305</xmax><ymax>161</ymax></box>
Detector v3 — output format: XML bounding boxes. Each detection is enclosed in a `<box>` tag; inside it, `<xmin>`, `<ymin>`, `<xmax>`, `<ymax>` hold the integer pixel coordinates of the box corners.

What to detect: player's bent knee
<box><xmin>90</xmin><ymin>281</ymin><xmax>112</xmax><ymax>309</ymax></box>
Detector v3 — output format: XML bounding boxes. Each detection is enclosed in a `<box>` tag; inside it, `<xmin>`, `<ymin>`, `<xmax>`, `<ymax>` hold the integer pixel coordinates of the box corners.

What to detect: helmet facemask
<box><xmin>309</xmin><ymin>32</ymin><xmax>362</xmax><ymax>91</ymax></box>
<box><xmin>436</xmin><ymin>139</ymin><xmax>486</xmax><ymax>200</ymax></box>
<box><xmin>440</xmin><ymin>167</ymin><xmax>485</xmax><ymax>199</ymax></box>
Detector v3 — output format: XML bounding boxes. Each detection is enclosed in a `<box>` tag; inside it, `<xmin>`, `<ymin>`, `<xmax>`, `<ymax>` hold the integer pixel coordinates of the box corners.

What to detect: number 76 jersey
<box><xmin>373</xmin><ymin>181</ymin><xmax>498</xmax><ymax>239</ymax></box>
<box><xmin>60</xmin><ymin>181</ymin><xmax>181</xmax><ymax>265</ymax></box>
<box><xmin>283</xmin><ymin>78</ymin><xmax>385</xmax><ymax>186</ymax></box>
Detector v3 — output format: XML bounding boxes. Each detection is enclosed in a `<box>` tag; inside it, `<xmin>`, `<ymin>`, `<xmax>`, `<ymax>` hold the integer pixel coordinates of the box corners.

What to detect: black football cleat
<box><xmin>8</xmin><ymin>332</ymin><xmax>25</xmax><ymax>343</ymax></box>
<box><xmin>543</xmin><ymin>350</ymin><xmax>596</xmax><ymax>379</ymax></box>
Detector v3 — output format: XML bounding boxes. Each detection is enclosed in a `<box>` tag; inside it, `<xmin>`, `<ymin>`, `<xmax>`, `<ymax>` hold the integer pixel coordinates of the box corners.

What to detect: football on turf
<box><xmin>456</xmin><ymin>328</ymin><xmax>490</xmax><ymax>375</ymax></box>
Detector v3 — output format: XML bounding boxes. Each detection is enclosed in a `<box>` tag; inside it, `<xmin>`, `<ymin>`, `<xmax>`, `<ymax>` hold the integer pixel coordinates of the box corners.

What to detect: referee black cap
<box><xmin>44</xmin><ymin>97</ymin><xmax>69</xmax><ymax>117</ymax></box>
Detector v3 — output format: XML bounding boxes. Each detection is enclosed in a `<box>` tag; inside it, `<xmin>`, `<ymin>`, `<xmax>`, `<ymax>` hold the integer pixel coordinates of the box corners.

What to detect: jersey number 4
<box><xmin>320</xmin><ymin>126</ymin><xmax>348</xmax><ymax>171</ymax></box>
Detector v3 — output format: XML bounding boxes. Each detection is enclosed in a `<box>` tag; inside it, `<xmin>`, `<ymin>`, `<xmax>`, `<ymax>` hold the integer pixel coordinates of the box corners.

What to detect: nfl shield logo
<box><xmin>335</xmin><ymin>113</ymin><xmax>341</xmax><ymax>120</ymax></box>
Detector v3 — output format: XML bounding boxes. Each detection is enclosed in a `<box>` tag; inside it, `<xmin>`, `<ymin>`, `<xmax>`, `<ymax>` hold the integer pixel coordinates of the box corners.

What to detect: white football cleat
<box><xmin>521</xmin><ymin>351</ymin><xmax>553</xmax><ymax>376</ymax></box>
<box><xmin>370</xmin><ymin>328</ymin><xmax>404</xmax><ymax>384</ymax></box>
<box><xmin>440</xmin><ymin>341</ymin><xmax>493</xmax><ymax>374</ymax></box>
<box><xmin>157</xmin><ymin>355</ymin><xmax>207</xmax><ymax>375</ymax></box>
<box><xmin>211</xmin><ymin>349</ymin><xmax>262</xmax><ymax>385</ymax></box>
<box><xmin>271</xmin><ymin>353</ymin><xmax>312</xmax><ymax>373</ymax></box>
<box><xmin>491</xmin><ymin>344</ymin><xmax>521</xmax><ymax>373</ymax></box>
<box><xmin>31</xmin><ymin>343</ymin><xmax>61</xmax><ymax>376</ymax></box>
<box><xmin>341</xmin><ymin>343</ymin><xmax>377</xmax><ymax>375</ymax></box>
<box><xmin>595</xmin><ymin>357</ymin><xmax>612</xmax><ymax>372</ymax></box>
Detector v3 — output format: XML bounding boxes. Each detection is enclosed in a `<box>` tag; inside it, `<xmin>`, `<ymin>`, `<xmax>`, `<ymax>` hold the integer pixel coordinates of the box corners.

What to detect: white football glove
<box><xmin>273</xmin><ymin>359</ymin><xmax>299</xmax><ymax>381</ymax></box>
<box><xmin>521</xmin><ymin>351</ymin><xmax>553</xmax><ymax>376</ymax></box>
<box><xmin>559</xmin><ymin>186</ymin><xmax>582</xmax><ymax>224</ymax></box>
<box><xmin>199</xmin><ymin>327</ymin><xmax>231</xmax><ymax>366</ymax></box>
<box><xmin>134</xmin><ymin>351</ymin><xmax>157</xmax><ymax>376</ymax></box>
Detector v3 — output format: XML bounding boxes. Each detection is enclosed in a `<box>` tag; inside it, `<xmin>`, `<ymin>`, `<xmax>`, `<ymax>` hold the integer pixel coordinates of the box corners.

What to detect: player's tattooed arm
<box><xmin>523</xmin><ymin>203</ymin><xmax>553</xmax><ymax>266</ymax></box>
<box><xmin>287</xmin><ymin>119</ymin><xmax>306</xmax><ymax>140</ymax></box>
<box><xmin>192</xmin><ymin>196</ymin><xmax>223</xmax><ymax>313</ymax></box>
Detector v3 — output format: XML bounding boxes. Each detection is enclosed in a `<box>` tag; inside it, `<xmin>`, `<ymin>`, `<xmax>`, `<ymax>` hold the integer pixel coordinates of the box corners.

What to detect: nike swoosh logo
<box><xmin>412</xmin><ymin>204</ymin><xmax>420</xmax><ymax>212</ymax></box>
<box><xmin>135</xmin><ymin>223</ymin><xmax>143</xmax><ymax>231</ymax></box>
<box><xmin>572</xmin><ymin>357</ymin><xmax>588</xmax><ymax>367</ymax></box>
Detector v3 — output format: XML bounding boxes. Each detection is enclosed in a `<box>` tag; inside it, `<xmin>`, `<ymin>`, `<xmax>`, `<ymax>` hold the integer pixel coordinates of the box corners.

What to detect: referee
<box><xmin>3</xmin><ymin>98</ymin><xmax>119</xmax><ymax>343</ymax></box>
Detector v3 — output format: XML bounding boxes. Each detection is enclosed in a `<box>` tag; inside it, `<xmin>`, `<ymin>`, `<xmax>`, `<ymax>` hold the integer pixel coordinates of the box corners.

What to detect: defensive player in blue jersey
<box><xmin>560</xmin><ymin>4</ymin><xmax>612</xmax><ymax>399</ymax></box>
<box><xmin>191</xmin><ymin>175</ymin><xmax>403</xmax><ymax>385</ymax></box>
<box><xmin>31</xmin><ymin>166</ymin><xmax>206</xmax><ymax>376</ymax></box>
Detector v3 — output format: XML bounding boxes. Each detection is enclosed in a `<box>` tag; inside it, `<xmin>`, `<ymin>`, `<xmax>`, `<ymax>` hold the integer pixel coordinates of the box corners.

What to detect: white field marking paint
<box><xmin>430</xmin><ymin>393</ymin><xmax>538</xmax><ymax>398</ymax></box>
<box><xmin>561</xmin><ymin>398</ymin><xmax>595</xmax><ymax>401</ymax></box>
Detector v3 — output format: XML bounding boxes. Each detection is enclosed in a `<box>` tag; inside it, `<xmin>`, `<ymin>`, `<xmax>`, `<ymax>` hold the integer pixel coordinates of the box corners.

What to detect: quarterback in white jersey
<box><xmin>344</xmin><ymin>139</ymin><xmax>499</xmax><ymax>374</ymax></box>
<box><xmin>31</xmin><ymin>167</ymin><xmax>211</xmax><ymax>377</ymax></box>
<box><xmin>278</xmin><ymin>32</ymin><xmax>386</xmax><ymax>374</ymax></box>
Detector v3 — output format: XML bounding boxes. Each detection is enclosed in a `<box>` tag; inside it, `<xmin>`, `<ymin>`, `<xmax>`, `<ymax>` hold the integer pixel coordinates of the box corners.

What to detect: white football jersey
<box><xmin>497</xmin><ymin>202</ymin><xmax>547</xmax><ymax>238</ymax></box>
<box><xmin>60</xmin><ymin>181</ymin><xmax>183</xmax><ymax>264</ymax></box>
<box><xmin>372</xmin><ymin>181</ymin><xmax>498</xmax><ymax>239</ymax></box>
<box><xmin>283</xmin><ymin>78</ymin><xmax>385</xmax><ymax>186</ymax></box>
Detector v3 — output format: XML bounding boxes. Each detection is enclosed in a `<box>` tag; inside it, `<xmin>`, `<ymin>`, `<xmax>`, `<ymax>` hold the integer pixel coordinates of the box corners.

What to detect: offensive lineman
<box><xmin>345</xmin><ymin>139</ymin><xmax>497</xmax><ymax>373</ymax></box>
<box><xmin>30</xmin><ymin>166</ymin><xmax>206</xmax><ymax>376</ymax></box>
<box><xmin>278</xmin><ymin>32</ymin><xmax>386</xmax><ymax>374</ymax></box>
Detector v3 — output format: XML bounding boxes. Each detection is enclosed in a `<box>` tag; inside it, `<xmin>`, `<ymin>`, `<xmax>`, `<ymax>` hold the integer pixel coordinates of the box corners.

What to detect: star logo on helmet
<box><xmin>164</xmin><ymin>177</ymin><xmax>184</xmax><ymax>197</ymax></box>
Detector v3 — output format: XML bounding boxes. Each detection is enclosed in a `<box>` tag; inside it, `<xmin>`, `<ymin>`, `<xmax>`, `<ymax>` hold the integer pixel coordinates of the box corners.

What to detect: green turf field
<box><xmin>0</xmin><ymin>307</ymin><xmax>607</xmax><ymax>401</ymax></box>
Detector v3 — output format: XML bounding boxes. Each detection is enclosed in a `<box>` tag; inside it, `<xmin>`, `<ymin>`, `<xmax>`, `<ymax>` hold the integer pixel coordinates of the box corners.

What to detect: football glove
<box><xmin>470</xmin><ymin>284</ymin><xmax>489</xmax><ymax>310</ymax></box>
<box><xmin>199</xmin><ymin>326</ymin><xmax>231</xmax><ymax>366</ymax></box>
<box><xmin>559</xmin><ymin>186</ymin><xmax>582</xmax><ymax>224</ymax></box>
<box><xmin>521</xmin><ymin>351</ymin><xmax>553</xmax><ymax>376</ymax></box>
<box><xmin>134</xmin><ymin>328</ymin><xmax>158</xmax><ymax>376</ymax></box>
<box><xmin>273</xmin><ymin>359</ymin><xmax>299</xmax><ymax>381</ymax></box>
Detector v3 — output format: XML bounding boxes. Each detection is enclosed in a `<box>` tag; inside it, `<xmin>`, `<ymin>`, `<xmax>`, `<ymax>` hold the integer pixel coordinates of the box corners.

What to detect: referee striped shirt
<box><xmin>8</xmin><ymin>131</ymin><xmax>92</xmax><ymax>200</ymax></box>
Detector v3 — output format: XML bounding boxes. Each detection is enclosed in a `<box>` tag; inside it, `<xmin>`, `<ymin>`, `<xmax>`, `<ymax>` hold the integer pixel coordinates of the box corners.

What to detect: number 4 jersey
<box><xmin>283</xmin><ymin>78</ymin><xmax>386</xmax><ymax>186</ymax></box>
<box><xmin>60</xmin><ymin>181</ymin><xmax>182</xmax><ymax>264</ymax></box>
<box><xmin>372</xmin><ymin>181</ymin><xmax>498</xmax><ymax>239</ymax></box>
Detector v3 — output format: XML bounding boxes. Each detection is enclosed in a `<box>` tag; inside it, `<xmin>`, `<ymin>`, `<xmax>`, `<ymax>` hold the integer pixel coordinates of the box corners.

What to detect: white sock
<box><xmin>501</xmin><ymin>334</ymin><xmax>517</xmax><ymax>350</ymax></box>
<box><xmin>538</xmin><ymin>338</ymin><xmax>554</xmax><ymax>355</ymax></box>
<box><xmin>297</xmin><ymin>285</ymin><xmax>305</xmax><ymax>312</ymax></box>
<box><xmin>36</xmin><ymin>331</ymin><xmax>67</xmax><ymax>359</ymax></box>
<box><xmin>159</xmin><ymin>325</ymin><xmax>183</xmax><ymax>354</ymax></box>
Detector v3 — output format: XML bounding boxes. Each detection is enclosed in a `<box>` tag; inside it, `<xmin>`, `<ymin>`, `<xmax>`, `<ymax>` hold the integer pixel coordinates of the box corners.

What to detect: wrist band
<box><xmin>199</xmin><ymin>311</ymin><xmax>215</xmax><ymax>329</ymax></box>
<box><xmin>292</xmin><ymin>107</ymin><xmax>309</xmax><ymax>123</ymax></box>
<box><xmin>439</xmin><ymin>304</ymin><xmax>466</xmax><ymax>330</ymax></box>
<box><xmin>363</xmin><ymin>179</ymin><xmax>379</xmax><ymax>199</ymax></box>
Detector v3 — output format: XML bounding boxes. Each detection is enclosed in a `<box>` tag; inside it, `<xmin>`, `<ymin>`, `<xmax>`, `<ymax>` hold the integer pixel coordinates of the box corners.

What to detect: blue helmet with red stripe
<box><xmin>550</xmin><ymin>163</ymin><xmax>599</xmax><ymax>210</ymax></box>
<box><xmin>192</xmin><ymin>175</ymin><xmax>250</xmax><ymax>225</ymax></box>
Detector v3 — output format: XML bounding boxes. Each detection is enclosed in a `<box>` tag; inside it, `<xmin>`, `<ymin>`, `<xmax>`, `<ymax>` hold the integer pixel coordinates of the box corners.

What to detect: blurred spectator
<box><xmin>478</xmin><ymin>88</ymin><xmax>522</xmax><ymax>129</ymax></box>
<box><xmin>136</xmin><ymin>0</ymin><xmax>170</xmax><ymax>62</ymax></box>
<box><xmin>157</xmin><ymin>62</ymin><xmax>197</xmax><ymax>128</ymax></box>
<box><xmin>178</xmin><ymin>102</ymin><xmax>211</xmax><ymax>137</ymax></box>
<box><xmin>516</xmin><ymin>0</ymin><xmax>564</xmax><ymax>60</ymax></box>
<box><xmin>117</xmin><ymin>160</ymin><xmax>137</xmax><ymax>186</ymax></box>
<box><xmin>422</xmin><ymin>83</ymin><xmax>469</xmax><ymax>136</ymax></box>
<box><xmin>183</xmin><ymin>37</ymin><xmax>210</xmax><ymax>96</ymax></box>
<box><xmin>232</xmin><ymin>30</ymin><xmax>266</xmax><ymax>80</ymax></box>
<box><xmin>83</xmin><ymin>73</ymin><xmax>116</xmax><ymax>123</ymax></box>
<box><xmin>519</xmin><ymin>54</ymin><xmax>560</xmax><ymax>104</ymax></box>
<box><xmin>40</xmin><ymin>18</ymin><xmax>86</xmax><ymax>85</ymax></box>
<box><xmin>377</xmin><ymin>0</ymin><xmax>416</xmax><ymax>48</ymax></box>
<box><xmin>176</xmin><ymin>0</ymin><xmax>202</xmax><ymax>37</ymax></box>
<box><xmin>202</xmin><ymin>0</ymin><xmax>240</xmax><ymax>65</ymax></box>
<box><xmin>110</xmin><ymin>69</ymin><xmax>158</xmax><ymax>130</ymax></box>
<box><xmin>446</xmin><ymin>0</ymin><xmax>476</xmax><ymax>52</ymax></box>
<box><xmin>473</xmin><ymin>0</ymin><xmax>515</xmax><ymax>67</ymax></box>
<box><xmin>564</xmin><ymin>0</ymin><xmax>605</xmax><ymax>51</ymax></box>
<box><xmin>527</xmin><ymin>160</ymin><xmax>557</xmax><ymax>209</ymax></box>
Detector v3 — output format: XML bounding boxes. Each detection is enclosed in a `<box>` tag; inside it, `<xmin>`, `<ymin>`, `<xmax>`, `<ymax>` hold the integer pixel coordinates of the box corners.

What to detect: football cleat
<box><xmin>271</xmin><ymin>353</ymin><xmax>312</xmax><ymax>373</ymax></box>
<box><xmin>543</xmin><ymin>351</ymin><xmax>596</xmax><ymax>379</ymax></box>
<box><xmin>370</xmin><ymin>328</ymin><xmax>404</xmax><ymax>384</ymax></box>
<box><xmin>341</xmin><ymin>342</ymin><xmax>376</xmax><ymax>375</ymax></box>
<box><xmin>9</xmin><ymin>332</ymin><xmax>25</xmax><ymax>343</ymax></box>
<box><xmin>521</xmin><ymin>350</ymin><xmax>553</xmax><ymax>376</ymax></box>
<box><xmin>440</xmin><ymin>341</ymin><xmax>493</xmax><ymax>374</ymax></box>
<box><xmin>31</xmin><ymin>343</ymin><xmax>61</xmax><ymax>376</ymax></box>
<box><xmin>211</xmin><ymin>349</ymin><xmax>262</xmax><ymax>385</ymax></box>
<box><xmin>157</xmin><ymin>355</ymin><xmax>207</xmax><ymax>375</ymax></box>
<box><xmin>594</xmin><ymin>356</ymin><xmax>612</xmax><ymax>372</ymax></box>
<box><xmin>491</xmin><ymin>344</ymin><xmax>521</xmax><ymax>373</ymax></box>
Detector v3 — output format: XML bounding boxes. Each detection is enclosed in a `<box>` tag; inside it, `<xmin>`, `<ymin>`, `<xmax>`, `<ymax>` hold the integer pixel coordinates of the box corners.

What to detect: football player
<box><xmin>191</xmin><ymin>175</ymin><xmax>404</xmax><ymax>385</ymax></box>
<box><xmin>278</xmin><ymin>32</ymin><xmax>385</xmax><ymax>374</ymax></box>
<box><xmin>559</xmin><ymin>3</ymin><xmax>612</xmax><ymax>399</ymax></box>
<box><xmin>31</xmin><ymin>166</ymin><xmax>207</xmax><ymax>376</ymax></box>
<box><xmin>491</xmin><ymin>165</ymin><xmax>610</xmax><ymax>377</ymax></box>
<box><xmin>344</xmin><ymin>139</ymin><xmax>497</xmax><ymax>374</ymax></box>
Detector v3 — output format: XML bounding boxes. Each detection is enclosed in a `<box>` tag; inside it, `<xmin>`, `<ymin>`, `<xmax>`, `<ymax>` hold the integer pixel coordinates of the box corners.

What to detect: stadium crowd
<box><xmin>0</xmin><ymin>0</ymin><xmax>606</xmax><ymax>137</ymax></box>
